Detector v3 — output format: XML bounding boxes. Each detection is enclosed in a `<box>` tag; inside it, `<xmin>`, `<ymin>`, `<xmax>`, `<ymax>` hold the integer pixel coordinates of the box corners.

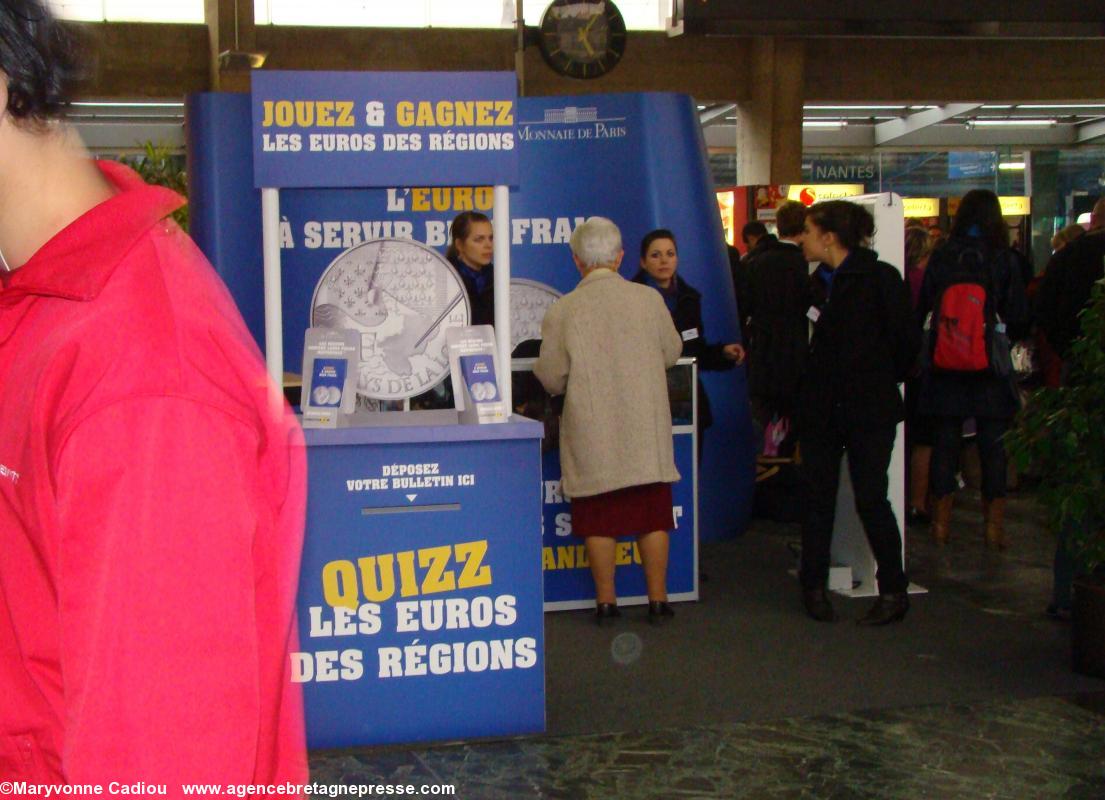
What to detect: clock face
<box><xmin>538</xmin><ymin>0</ymin><xmax>627</xmax><ymax>80</ymax></box>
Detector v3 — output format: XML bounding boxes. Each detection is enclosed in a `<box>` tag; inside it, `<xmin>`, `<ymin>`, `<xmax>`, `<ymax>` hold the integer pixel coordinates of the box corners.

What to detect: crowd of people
<box><xmin>536</xmin><ymin>190</ymin><xmax>1105</xmax><ymax>632</ymax></box>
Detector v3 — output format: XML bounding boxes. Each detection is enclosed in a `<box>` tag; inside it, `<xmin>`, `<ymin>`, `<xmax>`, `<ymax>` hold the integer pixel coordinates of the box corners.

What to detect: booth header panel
<box><xmin>252</xmin><ymin>71</ymin><xmax>519</xmax><ymax>188</ymax></box>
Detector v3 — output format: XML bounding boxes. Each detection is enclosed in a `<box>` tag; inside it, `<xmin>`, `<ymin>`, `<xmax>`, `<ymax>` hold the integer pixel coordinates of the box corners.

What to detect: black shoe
<box><xmin>802</xmin><ymin>588</ymin><xmax>836</xmax><ymax>622</ymax></box>
<box><xmin>647</xmin><ymin>601</ymin><xmax>675</xmax><ymax>626</ymax></box>
<box><xmin>857</xmin><ymin>592</ymin><xmax>909</xmax><ymax>625</ymax></box>
<box><xmin>907</xmin><ymin>507</ymin><xmax>931</xmax><ymax>525</ymax></box>
<box><xmin>595</xmin><ymin>602</ymin><xmax>621</xmax><ymax>626</ymax></box>
<box><xmin>1045</xmin><ymin>603</ymin><xmax>1072</xmax><ymax>622</ymax></box>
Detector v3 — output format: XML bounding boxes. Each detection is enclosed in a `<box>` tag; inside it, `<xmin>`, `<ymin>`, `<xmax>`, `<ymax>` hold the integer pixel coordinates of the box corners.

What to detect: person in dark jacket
<box><xmin>447</xmin><ymin>211</ymin><xmax>494</xmax><ymax>327</ymax></box>
<box><xmin>632</xmin><ymin>229</ymin><xmax>745</xmax><ymax>460</ymax></box>
<box><xmin>740</xmin><ymin>200</ymin><xmax>811</xmax><ymax>444</ymax></box>
<box><xmin>1033</xmin><ymin>207</ymin><xmax>1104</xmax><ymax>619</ymax></box>
<box><xmin>917</xmin><ymin>189</ymin><xmax>1029</xmax><ymax>550</ymax></box>
<box><xmin>797</xmin><ymin>201</ymin><xmax>920</xmax><ymax>625</ymax></box>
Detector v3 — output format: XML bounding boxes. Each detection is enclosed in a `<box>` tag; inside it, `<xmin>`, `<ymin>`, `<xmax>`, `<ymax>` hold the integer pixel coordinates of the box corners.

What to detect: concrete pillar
<box><xmin>1027</xmin><ymin>150</ymin><xmax>1061</xmax><ymax>274</ymax></box>
<box><xmin>736</xmin><ymin>37</ymin><xmax>805</xmax><ymax>185</ymax></box>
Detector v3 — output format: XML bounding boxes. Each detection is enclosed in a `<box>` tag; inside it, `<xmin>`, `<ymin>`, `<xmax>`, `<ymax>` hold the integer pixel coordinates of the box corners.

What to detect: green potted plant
<box><xmin>1008</xmin><ymin>280</ymin><xmax>1105</xmax><ymax>678</ymax></box>
<box><xmin>120</xmin><ymin>142</ymin><xmax>188</xmax><ymax>231</ymax></box>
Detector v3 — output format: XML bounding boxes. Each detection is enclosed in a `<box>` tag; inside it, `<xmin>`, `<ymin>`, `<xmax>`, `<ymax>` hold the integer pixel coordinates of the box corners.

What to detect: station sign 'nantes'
<box><xmin>252</xmin><ymin>71</ymin><xmax>519</xmax><ymax>189</ymax></box>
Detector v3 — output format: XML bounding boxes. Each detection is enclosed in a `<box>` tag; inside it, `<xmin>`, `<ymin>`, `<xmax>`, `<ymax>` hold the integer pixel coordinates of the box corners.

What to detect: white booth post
<box><xmin>492</xmin><ymin>184</ymin><xmax>512</xmax><ymax>412</ymax></box>
<box><xmin>261</xmin><ymin>188</ymin><xmax>286</xmax><ymax>422</ymax></box>
<box><xmin>827</xmin><ymin>192</ymin><xmax>924</xmax><ymax>597</ymax></box>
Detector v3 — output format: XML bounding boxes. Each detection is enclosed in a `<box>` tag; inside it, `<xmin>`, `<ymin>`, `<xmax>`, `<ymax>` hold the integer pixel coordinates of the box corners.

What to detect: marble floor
<box><xmin>310</xmin><ymin>693</ymin><xmax>1105</xmax><ymax>798</ymax></box>
<box><xmin>307</xmin><ymin>491</ymin><xmax>1105</xmax><ymax>798</ymax></box>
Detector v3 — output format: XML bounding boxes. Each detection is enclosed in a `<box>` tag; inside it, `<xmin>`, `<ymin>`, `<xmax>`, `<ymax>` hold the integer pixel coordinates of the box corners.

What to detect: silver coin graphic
<box><xmin>509</xmin><ymin>279</ymin><xmax>562</xmax><ymax>351</ymax></box>
<box><xmin>311</xmin><ymin>239</ymin><xmax>471</xmax><ymax>401</ymax></box>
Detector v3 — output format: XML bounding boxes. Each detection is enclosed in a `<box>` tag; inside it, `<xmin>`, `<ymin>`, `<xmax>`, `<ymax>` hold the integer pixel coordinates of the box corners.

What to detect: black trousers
<box><xmin>799</xmin><ymin>413</ymin><xmax>908</xmax><ymax>595</ymax></box>
<box><xmin>930</xmin><ymin>415</ymin><xmax>1009</xmax><ymax>499</ymax></box>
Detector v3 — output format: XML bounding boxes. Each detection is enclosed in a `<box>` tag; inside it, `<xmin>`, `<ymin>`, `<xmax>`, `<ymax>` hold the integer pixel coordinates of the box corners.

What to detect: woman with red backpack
<box><xmin>916</xmin><ymin>190</ymin><xmax>1029</xmax><ymax>549</ymax></box>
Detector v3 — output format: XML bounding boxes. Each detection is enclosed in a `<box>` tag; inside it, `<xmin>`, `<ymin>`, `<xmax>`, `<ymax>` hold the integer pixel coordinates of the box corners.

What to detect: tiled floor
<box><xmin>308</xmin><ymin>491</ymin><xmax>1105</xmax><ymax>798</ymax></box>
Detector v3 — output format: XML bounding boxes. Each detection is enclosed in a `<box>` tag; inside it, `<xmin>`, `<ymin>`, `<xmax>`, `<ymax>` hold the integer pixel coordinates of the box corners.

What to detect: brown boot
<box><xmin>983</xmin><ymin>497</ymin><xmax>1007</xmax><ymax>550</ymax></box>
<box><xmin>910</xmin><ymin>445</ymin><xmax>933</xmax><ymax>518</ymax></box>
<box><xmin>931</xmin><ymin>495</ymin><xmax>953</xmax><ymax>545</ymax></box>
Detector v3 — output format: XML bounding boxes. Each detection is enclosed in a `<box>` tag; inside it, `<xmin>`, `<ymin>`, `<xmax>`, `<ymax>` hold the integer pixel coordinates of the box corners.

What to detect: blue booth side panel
<box><xmin>297</xmin><ymin>437</ymin><xmax>545</xmax><ymax>748</ymax></box>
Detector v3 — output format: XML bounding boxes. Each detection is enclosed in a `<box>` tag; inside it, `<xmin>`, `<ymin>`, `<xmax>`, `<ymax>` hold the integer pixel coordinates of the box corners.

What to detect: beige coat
<box><xmin>535</xmin><ymin>268</ymin><xmax>683</xmax><ymax>498</ymax></box>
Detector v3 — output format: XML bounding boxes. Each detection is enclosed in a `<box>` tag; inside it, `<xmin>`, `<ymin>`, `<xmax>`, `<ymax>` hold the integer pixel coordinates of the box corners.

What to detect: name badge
<box><xmin>806</xmin><ymin>306</ymin><xmax>821</xmax><ymax>323</ymax></box>
<box><xmin>681</xmin><ymin>328</ymin><xmax>699</xmax><ymax>341</ymax></box>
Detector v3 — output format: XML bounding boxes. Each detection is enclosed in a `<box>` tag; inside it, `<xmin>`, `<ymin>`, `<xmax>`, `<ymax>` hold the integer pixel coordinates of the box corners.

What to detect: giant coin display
<box><xmin>311</xmin><ymin>239</ymin><xmax>471</xmax><ymax>400</ymax></box>
<box><xmin>509</xmin><ymin>278</ymin><xmax>561</xmax><ymax>353</ymax></box>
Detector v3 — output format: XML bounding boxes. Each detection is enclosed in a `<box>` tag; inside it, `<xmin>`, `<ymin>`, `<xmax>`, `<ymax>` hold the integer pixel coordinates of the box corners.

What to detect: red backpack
<box><xmin>930</xmin><ymin>246</ymin><xmax>995</xmax><ymax>373</ymax></box>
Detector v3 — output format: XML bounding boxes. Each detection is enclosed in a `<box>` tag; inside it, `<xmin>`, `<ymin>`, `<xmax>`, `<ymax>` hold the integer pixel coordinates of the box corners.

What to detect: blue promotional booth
<box><xmin>187</xmin><ymin>72</ymin><xmax>755</xmax><ymax>747</ymax></box>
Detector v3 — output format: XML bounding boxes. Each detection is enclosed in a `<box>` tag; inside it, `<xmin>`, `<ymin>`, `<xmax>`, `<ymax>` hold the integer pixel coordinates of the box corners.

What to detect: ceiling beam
<box><xmin>1076</xmin><ymin>118</ymin><xmax>1105</xmax><ymax>144</ymax></box>
<box><xmin>875</xmin><ymin>103</ymin><xmax>981</xmax><ymax>145</ymax></box>
<box><xmin>699</xmin><ymin>103</ymin><xmax>737</xmax><ymax>126</ymax></box>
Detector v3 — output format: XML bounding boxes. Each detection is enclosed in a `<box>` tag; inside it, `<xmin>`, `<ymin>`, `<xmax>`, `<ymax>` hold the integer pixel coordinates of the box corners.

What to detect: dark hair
<box><xmin>951</xmin><ymin>189</ymin><xmax>1009</xmax><ymax>250</ymax></box>
<box><xmin>905</xmin><ymin>225</ymin><xmax>932</xmax><ymax>269</ymax></box>
<box><xmin>640</xmin><ymin>228</ymin><xmax>677</xmax><ymax>260</ymax></box>
<box><xmin>741</xmin><ymin>221</ymin><xmax>767</xmax><ymax>245</ymax></box>
<box><xmin>0</xmin><ymin>0</ymin><xmax>83</xmax><ymax>125</ymax></box>
<box><xmin>806</xmin><ymin>200</ymin><xmax>875</xmax><ymax>252</ymax></box>
<box><xmin>774</xmin><ymin>201</ymin><xmax>807</xmax><ymax>238</ymax></box>
<box><xmin>446</xmin><ymin>211</ymin><xmax>491</xmax><ymax>260</ymax></box>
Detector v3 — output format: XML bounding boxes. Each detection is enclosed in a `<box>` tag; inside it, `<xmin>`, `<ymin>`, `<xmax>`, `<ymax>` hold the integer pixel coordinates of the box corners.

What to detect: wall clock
<box><xmin>538</xmin><ymin>0</ymin><xmax>628</xmax><ymax>80</ymax></box>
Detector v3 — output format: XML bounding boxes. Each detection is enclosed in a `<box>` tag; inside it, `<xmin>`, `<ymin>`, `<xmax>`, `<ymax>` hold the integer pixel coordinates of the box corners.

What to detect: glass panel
<box><xmin>428</xmin><ymin>0</ymin><xmax>516</xmax><ymax>28</ymax></box>
<box><xmin>258</xmin><ymin>0</ymin><xmax>665</xmax><ymax>30</ymax></box>
<box><xmin>51</xmin><ymin>0</ymin><xmax>203</xmax><ymax>22</ymax></box>
<box><xmin>48</xmin><ymin>0</ymin><xmax>104</xmax><ymax>20</ymax></box>
<box><xmin>262</xmin><ymin>0</ymin><xmax>430</xmax><ymax>26</ymax></box>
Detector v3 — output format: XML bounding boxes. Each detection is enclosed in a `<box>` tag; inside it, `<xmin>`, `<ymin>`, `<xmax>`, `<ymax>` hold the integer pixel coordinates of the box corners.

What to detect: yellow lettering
<box><xmin>432</xmin><ymin>188</ymin><xmax>452</xmax><ymax>212</ymax></box>
<box><xmin>415</xmin><ymin>102</ymin><xmax>436</xmax><ymax>127</ymax></box>
<box><xmin>336</xmin><ymin>101</ymin><xmax>355</xmax><ymax>127</ymax></box>
<box><xmin>418</xmin><ymin>545</ymin><xmax>457</xmax><ymax>594</ymax></box>
<box><xmin>456</xmin><ymin>540</ymin><xmax>492</xmax><ymax>588</ymax></box>
<box><xmin>556</xmin><ymin>546</ymin><xmax>576</xmax><ymax>569</ymax></box>
<box><xmin>495</xmin><ymin>101</ymin><xmax>513</xmax><ymax>126</ymax></box>
<box><xmin>435</xmin><ymin>100</ymin><xmax>454</xmax><ymax>127</ymax></box>
<box><xmin>476</xmin><ymin>101</ymin><xmax>494</xmax><ymax>126</ymax></box>
<box><xmin>356</xmin><ymin>554</ymin><xmax>396</xmax><ymax>603</ymax></box>
<box><xmin>410</xmin><ymin>188</ymin><xmax>430</xmax><ymax>212</ymax></box>
<box><xmin>322</xmin><ymin>560</ymin><xmax>359</xmax><ymax>610</ymax></box>
<box><xmin>274</xmin><ymin>101</ymin><xmax>294</xmax><ymax>127</ymax></box>
<box><xmin>261</xmin><ymin>100</ymin><xmax>274</xmax><ymax>127</ymax></box>
<box><xmin>454</xmin><ymin>102</ymin><xmax>474</xmax><ymax>127</ymax></box>
<box><xmin>396</xmin><ymin>101</ymin><xmax>414</xmax><ymax>127</ymax></box>
<box><xmin>542</xmin><ymin>547</ymin><xmax>555</xmax><ymax>570</ymax></box>
<box><xmin>294</xmin><ymin>100</ymin><xmax>314</xmax><ymax>127</ymax></box>
<box><xmin>453</xmin><ymin>187</ymin><xmax>473</xmax><ymax>210</ymax></box>
<box><xmin>615</xmin><ymin>542</ymin><xmax>632</xmax><ymax>565</ymax></box>
<box><xmin>396</xmin><ymin>550</ymin><xmax>420</xmax><ymax>597</ymax></box>
<box><xmin>316</xmin><ymin>101</ymin><xmax>335</xmax><ymax>127</ymax></box>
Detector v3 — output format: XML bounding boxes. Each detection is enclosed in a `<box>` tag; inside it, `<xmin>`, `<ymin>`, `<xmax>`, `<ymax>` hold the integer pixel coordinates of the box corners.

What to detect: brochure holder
<box><xmin>301</xmin><ymin>327</ymin><xmax>360</xmax><ymax>428</ymax></box>
<box><xmin>448</xmin><ymin>325</ymin><xmax>508</xmax><ymax>424</ymax></box>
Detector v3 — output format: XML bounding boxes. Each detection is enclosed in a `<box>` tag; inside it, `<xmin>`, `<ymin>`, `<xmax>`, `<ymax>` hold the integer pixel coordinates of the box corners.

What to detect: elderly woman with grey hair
<box><xmin>535</xmin><ymin>217</ymin><xmax>684</xmax><ymax>625</ymax></box>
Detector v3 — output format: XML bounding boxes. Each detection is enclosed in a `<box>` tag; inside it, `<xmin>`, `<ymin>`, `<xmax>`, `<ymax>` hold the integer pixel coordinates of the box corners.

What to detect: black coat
<box><xmin>740</xmin><ymin>239</ymin><xmax>811</xmax><ymax>413</ymax></box>
<box><xmin>798</xmin><ymin>248</ymin><xmax>919</xmax><ymax>433</ymax></box>
<box><xmin>916</xmin><ymin>237</ymin><xmax>1029</xmax><ymax>419</ymax></box>
<box><xmin>631</xmin><ymin>270</ymin><xmax>733</xmax><ymax>429</ymax></box>
<box><xmin>1037</xmin><ymin>228</ymin><xmax>1105</xmax><ymax>359</ymax></box>
<box><xmin>450</xmin><ymin>255</ymin><xmax>495</xmax><ymax>327</ymax></box>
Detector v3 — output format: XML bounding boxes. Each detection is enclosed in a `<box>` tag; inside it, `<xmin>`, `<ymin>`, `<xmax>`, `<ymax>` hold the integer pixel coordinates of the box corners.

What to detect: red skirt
<box><xmin>570</xmin><ymin>482</ymin><xmax>674</xmax><ymax>539</ymax></box>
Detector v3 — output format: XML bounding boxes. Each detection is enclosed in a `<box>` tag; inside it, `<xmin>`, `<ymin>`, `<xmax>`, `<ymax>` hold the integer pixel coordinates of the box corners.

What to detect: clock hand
<box><xmin>577</xmin><ymin>27</ymin><xmax>596</xmax><ymax>56</ymax></box>
<box><xmin>582</xmin><ymin>9</ymin><xmax>600</xmax><ymax>36</ymax></box>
